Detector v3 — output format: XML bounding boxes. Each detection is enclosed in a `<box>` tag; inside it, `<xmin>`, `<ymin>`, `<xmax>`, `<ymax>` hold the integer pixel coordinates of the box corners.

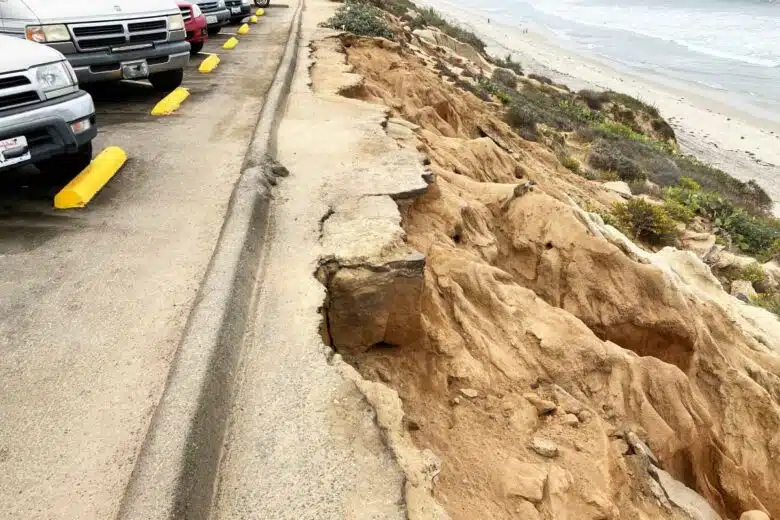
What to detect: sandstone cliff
<box><xmin>315</xmin><ymin>22</ymin><xmax>780</xmax><ymax>520</ymax></box>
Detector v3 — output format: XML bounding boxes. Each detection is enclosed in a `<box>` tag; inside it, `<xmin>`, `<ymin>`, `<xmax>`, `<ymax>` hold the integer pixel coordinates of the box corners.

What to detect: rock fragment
<box><xmin>523</xmin><ymin>393</ymin><xmax>557</xmax><ymax>415</ymax></box>
<box><xmin>529</xmin><ymin>437</ymin><xmax>559</xmax><ymax>458</ymax></box>
<box><xmin>501</xmin><ymin>459</ymin><xmax>548</xmax><ymax>503</ymax></box>
<box><xmin>460</xmin><ymin>388</ymin><xmax>479</xmax><ymax>398</ymax></box>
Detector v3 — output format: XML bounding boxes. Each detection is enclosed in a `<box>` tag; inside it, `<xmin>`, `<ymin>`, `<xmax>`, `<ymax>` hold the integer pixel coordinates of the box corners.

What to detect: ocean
<box><xmin>420</xmin><ymin>0</ymin><xmax>780</xmax><ymax>123</ymax></box>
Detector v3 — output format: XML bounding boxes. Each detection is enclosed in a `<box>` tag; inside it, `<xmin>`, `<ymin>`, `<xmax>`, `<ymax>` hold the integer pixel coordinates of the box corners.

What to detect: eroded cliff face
<box><xmin>317</xmin><ymin>34</ymin><xmax>780</xmax><ymax>520</ymax></box>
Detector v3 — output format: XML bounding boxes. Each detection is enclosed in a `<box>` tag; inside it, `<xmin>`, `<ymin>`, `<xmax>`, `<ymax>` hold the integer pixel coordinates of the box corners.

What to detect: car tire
<box><xmin>189</xmin><ymin>42</ymin><xmax>204</xmax><ymax>55</ymax></box>
<box><xmin>208</xmin><ymin>26</ymin><xmax>222</xmax><ymax>36</ymax></box>
<box><xmin>38</xmin><ymin>142</ymin><xmax>93</xmax><ymax>179</ymax></box>
<box><xmin>255</xmin><ymin>0</ymin><xmax>269</xmax><ymax>6</ymax></box>
<box><xmin>149</xmin><ymin>69</ymin><xmax>185</xmax><ymax>92</ymax></box>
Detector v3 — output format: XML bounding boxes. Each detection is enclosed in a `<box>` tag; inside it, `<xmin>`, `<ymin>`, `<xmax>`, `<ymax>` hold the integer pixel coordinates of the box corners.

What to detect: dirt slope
<box><xmin>317</xmin><ymin>34</ymin><xmax>780</xmax><ymax>520</ymax></box>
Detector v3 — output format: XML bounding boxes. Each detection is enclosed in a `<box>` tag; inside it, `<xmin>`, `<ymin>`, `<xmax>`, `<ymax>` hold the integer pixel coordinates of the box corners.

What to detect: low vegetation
<box><xmin>324</xmin><ymin>0</ymin><xmax>393</xmax><ymax>38</ymax></box>
<box><xmin>414</xmin><ymin>7</ymin><xmax>486</xmax><ymax>53</ymax></box>
<box><xmin>663</xmin><ymin>179</ymin><xmax>780</xmax><ymax>258</ymax></box>
<box><xmin>491</xmin><ymin>68</ymin><xmax>517</xmax><ymax>90</ymax></box>
<box><xmin>587</xmin><ymin>140</ymin><xmax>646</xmax><ymax>182</ymax></box>
<box><xmin>612</xmin><ymin>198</ymin><xmax>679</xmax><ymax>246</ymax></box>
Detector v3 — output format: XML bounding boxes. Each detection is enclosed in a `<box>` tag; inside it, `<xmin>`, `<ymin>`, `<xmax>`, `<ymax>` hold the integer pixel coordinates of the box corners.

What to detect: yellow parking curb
<box><xmin>237</xmin><ymin>23</ymin><xmax>250</xmax><ymax>35</ymax></box>
<box><xmin>151</xmin><ymin>87</ymin><xmax>190</xmax><ymax>116</ymax></box>
<box><xmin>256</xmin><ymin>8</ymin><xmax>264</xmax><ymax>16</ymax></box>
<box><xmin>249</xmin><ymin>15</ymin><xmax>258</xmax><ymax>24</ymax></box>
<box><xmin>223</xmin><ymin>37</ymin><xmax>239</xmax><ymax>49</ymax></box>
<box><xmin>54</xmin><ymin>147</ymin><xmax>127</xmax><ymax>209</ymax></box>
<box><xmin>199</xmin><ymin>54</ymin><xmax>221</xmax><ymax>73</ymax></box>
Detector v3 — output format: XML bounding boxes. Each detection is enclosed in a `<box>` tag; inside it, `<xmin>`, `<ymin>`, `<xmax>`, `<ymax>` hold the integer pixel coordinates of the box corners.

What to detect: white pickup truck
<box><xmin>0</xmin><ymin>0</ymin><xmax>190</xmax><ymax>91</ymax></box>
<box><xmin>0</xmin><ymin>34</ymin><xmax>97</xmax><ymax>177</ymax></box>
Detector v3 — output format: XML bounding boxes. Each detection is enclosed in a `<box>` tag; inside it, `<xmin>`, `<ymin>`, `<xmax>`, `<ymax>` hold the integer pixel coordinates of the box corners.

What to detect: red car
<box><xmin>178</xmin><ymin>2</ymin><xmax>209</xmax><ymax>55</ymax></box>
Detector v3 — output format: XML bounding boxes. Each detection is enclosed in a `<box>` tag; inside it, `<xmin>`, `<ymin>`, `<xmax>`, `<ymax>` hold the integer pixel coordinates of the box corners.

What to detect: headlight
<box><xmin>241</xmin><ymin>0</ymin><xmax>250</xmax><ymax>5</ymax></box>
<box><xmin>25</xmin><ymin>24</ymin><xmax>71</xmax><ymax>43</ymax></box>
<box><xmin>191</xmin><ymin>4</ymin><xmax>203</xmax><ymax>17</ymax></box>
<box><xmin>168</xmin><ymin>14</ymin><xmax>185</xmax><ymax>31</ymax></box>
<box><xmin>32</xmin><ymin>61</ymin><xmax>74</xmax><ymax>95</ymax></box>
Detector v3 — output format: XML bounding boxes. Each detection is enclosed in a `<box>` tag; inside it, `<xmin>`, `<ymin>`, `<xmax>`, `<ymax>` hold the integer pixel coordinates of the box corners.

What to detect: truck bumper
<box><xmin>204</xmin><ymin>8</ymin><xmax>231</xmax><ymax>27</ymax></box>
<box><xmin>229</xmin><ymin>5</ymin><xmax>252</xmax><ymax>21</ymax></box>
<box><xmin>0</xmin><ymin>90</ymin><xmax>97</xmax><ymax>172</ymax></box>
<box><xmin>60</xmin><ymin>40</ymin><xmax>191</xmax><ymax>84</ymax></box>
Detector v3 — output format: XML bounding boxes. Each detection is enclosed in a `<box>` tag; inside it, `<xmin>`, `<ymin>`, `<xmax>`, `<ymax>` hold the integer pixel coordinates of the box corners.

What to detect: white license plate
<box><xmin>122</xmin><ymin>61</ymin><xmax>150</xmax><ymax>80</ymax></box>
<box><xmin>231</xmin><ymin>7</ymin><xmax>241</xmax><ymax>13</ymax></box>
<box><xmin>206</xmin><ymin>15</ymin><xmax>218</xmax><ymax>24</ymax></box>
<box><xmin>0</xmin><ymin>136</ymin><xmax>31</xmax><ymax>168</ymax></box>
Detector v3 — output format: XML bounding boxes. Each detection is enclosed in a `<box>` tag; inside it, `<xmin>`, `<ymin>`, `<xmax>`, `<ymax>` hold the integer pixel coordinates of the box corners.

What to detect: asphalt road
<box><xmin>0</xmin><ymin>8</ymin><xmax>295</xmax><ymax>519</ymax></box>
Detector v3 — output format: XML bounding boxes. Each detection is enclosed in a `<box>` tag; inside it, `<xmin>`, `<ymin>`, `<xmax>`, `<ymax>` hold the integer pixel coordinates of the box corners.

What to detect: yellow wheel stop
<box><xmin>54</xmin><ymin>147</ymin><xmax>127</xmax><ymax>209</ymax></box>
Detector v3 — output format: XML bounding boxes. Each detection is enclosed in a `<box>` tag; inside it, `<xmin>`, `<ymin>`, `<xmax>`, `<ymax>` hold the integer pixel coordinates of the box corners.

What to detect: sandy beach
<box><xmin>419</xmin><ymin>0</ymin><xmax>780</xmax><ymax>213</ymax></box>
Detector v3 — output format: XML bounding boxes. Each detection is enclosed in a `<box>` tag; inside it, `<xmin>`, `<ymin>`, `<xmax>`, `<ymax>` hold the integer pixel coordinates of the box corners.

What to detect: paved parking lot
<box><xmin>0</xmin><ymin>7</ymin><xmax>295</xmax><ymax>519</ymax></box>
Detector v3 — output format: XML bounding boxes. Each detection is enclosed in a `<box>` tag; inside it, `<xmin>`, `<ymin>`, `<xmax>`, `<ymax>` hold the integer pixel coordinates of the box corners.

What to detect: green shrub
<box><xmin>612</xmin><ymin>198</ymin><xmax>678</xmax><ymax>245</ymax></box>
<box><xmin>578</xmin><ymin>89</ymin><xmax>611</xmax><ymax>110</ymax></box>
<box><xmin>506</xmin><ymin>103</ymin><xmax>539</xmax><ymax>141</ymax></box>
<box><xmin>587</xmin><ymin>140</ymin><xmax>646</xmax><ymax>182</ymax></box>
<box><xmin>491</xmin><ymin>68</ymin><xmax>517</xmax><ymax>89</ymax></box>
<box><xmin>753</xmin><ymin>292</ymin><xmax>780</xmax><ymax>315</ymax></box>
<box><xmin>528</xmin><ymin>73</ymin><xmax>553</xmax><ymax>85</ymax></box>
<box><xmin>663</xmin><ymin>199</ymin><xmax>695</xmax><ymax>223</ymax></box>
<box><xmin>679</xmin><ymin>177</ymin><xmax>700</xmax><ymax>192</ymax></box>
<box><xmin>560</xmin><ymin>156</ymin><xmax>581</xmax><ymax>174</ymax></box>
<box><xmin>416</xmin><ymin>7</ymin><xmax>486</xmax><ymax>53</ymax></box>
<box><xmin>664</xmin><ymin>185</ymin><xmax>780</xmax><ymax>257</ymax></box>
<box><xmin>557</xmin><ymin>100</ymin><xmax>604</xmax><ymax>125</ymax></box>
<box><xmin>739</xmin><ymin>263</ymin><xmax>766</xmax><ymax>285</ymax></box>
<box><xmin>364</xmin><ymin>0</ymin><xmax>416</xmax><ymax>17</ymax></box>
<box><xmin>325</xmin><ymin>0</ymin><xmax>393</xmax><ymax>38</ymax></box>
<box><xmin>652</xmin><ymin>118</ymin><xmax>676</xmax><ymax>140</ymax></box>
<box><xmin>477</xmin><ymin>76</ymin><xmax>513</xmax><ymax>104</ymax></box>
<box><xmin>606</xmin><ymin>91</ymin><xmax>660</xmax><ymax>118</ymax></box>
<box><xmin>489</xmin><ymin>54</ymin><xmax>523</xmax><ymax>75</ymax></box>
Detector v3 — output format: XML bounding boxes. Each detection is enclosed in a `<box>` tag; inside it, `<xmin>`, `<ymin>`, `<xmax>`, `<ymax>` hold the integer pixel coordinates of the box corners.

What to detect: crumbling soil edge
<box><xmin>116</xmin><ymin>2</ymin><xmax>304</xmax><ymax>519</ymax></box>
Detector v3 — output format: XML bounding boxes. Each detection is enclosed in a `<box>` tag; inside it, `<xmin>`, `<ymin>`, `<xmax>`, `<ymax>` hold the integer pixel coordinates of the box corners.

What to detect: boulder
<box><xmin>731</xmin><ymin>280</ymin><xmax>757</xmax><ymax>303</ymax></box>
<box><xmin>740</xmin><ymin>511</ymin><xmax>770</xmax><ymax>520</ymax></box>
<box><xmin>679</xmin><ymin>230</ymin><xmax>717</xmax><ymax>259</ymax></box>
<box><xmin>761</xmin><ymin>260</ymin><xmax>780</xmax><ymax>291</ymax></box>
<box><xmin>650</xmin><ymin>467</ymin><xmax>722</xmax><ymax>520</ymax></box>
<box><xmin>501</xmin><ymin>459</ymin><xmax>548</xmax><ymax>503</ymax></box>
<box><xmin>602</xmin><ymin>181</ymin><xmax>632</xmax><ymax>199</ymax></box>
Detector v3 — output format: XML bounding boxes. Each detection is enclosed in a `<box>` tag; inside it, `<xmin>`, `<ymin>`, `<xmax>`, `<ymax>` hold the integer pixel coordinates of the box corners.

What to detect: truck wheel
<box><xmin>208</xmin><ymin>26</ymin><xmax>221</xmax><ymax>36</ymax></box>
<box><xmin>149</xmin><ymin>69</ymin><xmax>184</xmax><ymax>92</ymax></box>
<box><xmin>38</xmin><ymin>142</ymin><xmax>93</xmax><ymax>180</ymax></box>
<box><xmin>255</xmin><ymin>0</ymin><xmax>270</xmax><ymax>6</ymax></box>
<box><xmin>189</xmin><ymin>42</ymin><xmax>204</xmax><ymax>55</ymax></box>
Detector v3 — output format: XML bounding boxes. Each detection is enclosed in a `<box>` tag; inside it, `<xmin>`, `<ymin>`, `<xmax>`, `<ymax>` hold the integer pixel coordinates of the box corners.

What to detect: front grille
<box><xmin>225</xmin><ymin>0</ymin><xmax>241</xmax><ymax>6</ymax></box>
<box><xmin>129</xmin><ymin>32</ymin><xmax>168</xmax><ymax>44</ymax></box>
<box><xmin>128</xmin><ymin>20</ymin><xmax>166</xmax><ymax>32</ymax></box>
<box><xmin>180</xmin><ymin>6</ymin><xmax>193</xmax><ymax>22</ymax></box>
<box><xmin>0</xmin><ymin>76</ymin><xmax>31</xmax><ymax>89</ymax></box>
<box><xmin>69</xmin><ymin>17</ymin><xmax>169</xmax><ymax>51</ymax></box>
<box><xmin>79</xmin><ymin>36</ymin><xmax>127</xmax><ymax>49</ymax></box>
<box><xmin>199</xmin><ymin>2</ymin><xmax>220</xmax><ymax>12</ymax></box>
<box><xmin>73</xmin><ymin>24</ymin><xmax>123</xmax><ymax>36</ymax></box>
<box><xmin>0</xmin><ymin>91</ymin><xmax>40</xmax><ymax>111</ymax></box>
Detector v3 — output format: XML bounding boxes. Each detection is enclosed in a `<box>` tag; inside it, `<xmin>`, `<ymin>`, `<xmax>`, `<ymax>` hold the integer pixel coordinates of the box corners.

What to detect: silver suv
<box><xmin>0</xmin><ymin>35</ymin><xmax>96</xmax><ymax>177</ymax></box>
<box><xmin>195</xmin><ymin>0</ymin><xmax>231</xmax><ymax>35</ymax></box>
<box><xmin>0</xmin><ymin>0</ymin><xmax>190</xmax><ymax>91</ymax></box>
